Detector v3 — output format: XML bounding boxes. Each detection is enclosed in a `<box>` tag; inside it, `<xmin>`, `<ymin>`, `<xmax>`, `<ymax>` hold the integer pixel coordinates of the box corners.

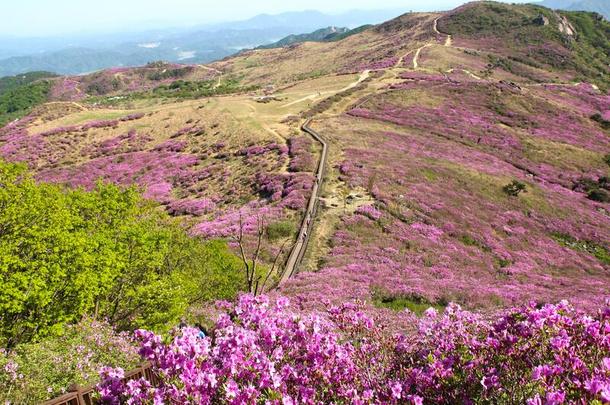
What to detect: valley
<box><xmin>0</xmin><ymin>1</ymin><xmax>609</xmax><ymax>403</ymax></box>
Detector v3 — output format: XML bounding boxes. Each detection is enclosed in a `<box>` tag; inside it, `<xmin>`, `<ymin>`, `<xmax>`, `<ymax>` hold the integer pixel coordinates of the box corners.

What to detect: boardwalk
<box><xmin>279</xmin><ymin>119</ymin><xmax>328</xmax><ymax>284</ymax></box>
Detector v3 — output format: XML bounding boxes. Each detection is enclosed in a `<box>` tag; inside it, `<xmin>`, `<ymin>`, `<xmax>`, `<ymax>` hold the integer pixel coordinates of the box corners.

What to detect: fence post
<box><xmin>68</xmin><ymin>383</ymin><xmax>85</xmax><ymax>405</ymax></box>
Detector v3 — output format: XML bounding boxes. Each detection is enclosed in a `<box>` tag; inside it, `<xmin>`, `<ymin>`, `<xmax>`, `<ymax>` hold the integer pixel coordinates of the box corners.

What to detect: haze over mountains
<box><xmin>537</xmin><ymin>0</ymin><xmax>609</xmax><ymax>18</ymax></box>
<box><xmin>1</xmin><ymin>0</ymin><xmax>607</xmax><ymax>77</ymax></box>
<box><xmin>0</xmin><ymin>9</ymin><xmax>402</xmax><ymax>77</ymax></box>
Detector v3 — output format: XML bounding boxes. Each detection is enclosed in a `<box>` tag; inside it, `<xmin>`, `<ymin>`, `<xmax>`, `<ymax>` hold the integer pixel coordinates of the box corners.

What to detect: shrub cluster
<box><xmin>98</xmin><ymin>295</ymin><xmax>609</xmax><ymax>404</ymax></box>
<box><xmin>0</xmin><ymin>161</ymin><xmax>243</xmax><ymax>348</ymax></box>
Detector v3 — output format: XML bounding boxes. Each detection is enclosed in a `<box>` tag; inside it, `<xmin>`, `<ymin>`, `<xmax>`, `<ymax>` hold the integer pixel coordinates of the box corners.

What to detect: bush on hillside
<box><xmin>0</xmin><ymin>80</ymin><xmax>52</xmax><ymax>126</ymax></box>
<box><xmin>0</xmin><ymin>161</ymin><xmax>244</xmax><ymax>348</ymax></box>
<box><xmin>502</xmin><ymin>180</ymin><xmax>527</xmax><ymax>197</ymax></box>
<box><xmin>266</xmin><ymin>220</ymin><xmax>296</xmax><ymax>241</ymax></box>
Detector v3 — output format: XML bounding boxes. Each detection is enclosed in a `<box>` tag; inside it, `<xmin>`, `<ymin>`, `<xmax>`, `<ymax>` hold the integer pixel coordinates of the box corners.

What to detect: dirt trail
<box><xmin>446</xmin><ymin>68</ymin><xmax>482</xmax><ymax>80</ymax></box>
<box><xmin>395</xmin><ymin>50</ymin><xmax>414</xmax><ymax>70</ymax></box>
<box><xmin>199</xmin><ymin>65</ymin><xmax>223</xmax><ymax>88</ymax></box>
<box><xmin>199</xmin><ymin>65</ymin><xmax>222</xmax><ymax>75</ymax></box>
<box><xmin>433</xmin><ymin>17</ymin><xmax>452</xmax><ymax>47</ymax></box>
<box><xmin>412</xmin><ymin>44</ymin><xmax>431</xmax><ymax>69</ymax></box>
<box><xmin>281</xmin><ymin>70</ymin><xmax>370</xmax><ymax>108</ymax></box>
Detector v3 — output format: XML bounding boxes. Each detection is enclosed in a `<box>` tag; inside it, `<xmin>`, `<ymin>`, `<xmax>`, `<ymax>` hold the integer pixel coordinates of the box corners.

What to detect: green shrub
<box><xmin>0</xmin><ymin>72</ymin><xmax>57</xmax><ymax>96</ymax></box>
<box><xmin>458</xmin><ymin>234</ymin><xmax>492</xmax><ymax>252</ymax></box>
<box><xmin>371</xmin><ymin>288</ymin><xmax>445</xmax><ymax>315</ymax></box>
<box><xmin>590</xmin><ymin>113</ymin><xmax>610</xmax><ymax>130</ymax></box>
<box><xmin>551</xmin><ymin>232</ymin><xmax>610</xmax><ymax>265</ymax></box>
<box><xmin>266</xmin><ymin>220</ymin><xmax>296</xmax><ymax>241</ymax></box>
<box><xmin>587</xmin><ymin>188</ymin><xmax>610</xmax><ymax>203</ymax></box>
<box><xmin>503</xmin><ymin>180</ymin><xmax>527</xmax><ymax>197</ymax></box>
<box><xmin>0</xmin><ymin>80</ymin><xmax>52</xmax><ymax>126</ymax></box>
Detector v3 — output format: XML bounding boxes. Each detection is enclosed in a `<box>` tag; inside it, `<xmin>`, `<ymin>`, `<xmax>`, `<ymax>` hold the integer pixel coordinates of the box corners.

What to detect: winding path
<box><xmin>412</xmin><ymin>44</ymin><xmax>431</xmax><ymax>69</ymax></box>
<box><xmin>433</xmin><ymin>17</ymin><xmax>452</xmax><ymax>47</ymax></box>
<box><xmin>279</xmin><ymin>119</ymin><xmax>328</xmax><ymax>284</ymax></box>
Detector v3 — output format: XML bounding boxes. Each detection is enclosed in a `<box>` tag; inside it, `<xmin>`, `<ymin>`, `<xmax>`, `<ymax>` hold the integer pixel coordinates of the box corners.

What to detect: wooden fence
<box><xmin>43</xmin><ymin>363</ymin><xmax>157</xmax><ymax>405</ymax></box>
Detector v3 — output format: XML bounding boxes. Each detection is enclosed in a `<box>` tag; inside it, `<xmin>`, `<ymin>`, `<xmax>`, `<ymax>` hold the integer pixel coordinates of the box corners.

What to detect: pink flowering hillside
<box><xmin>48</xmin><ymin>62</ymin><xmax>221</xmax><ymax>101</ymax></box>
<box><xmin>282</xmin><ymin>76</ymin><xmax>609</xmax><ymax>311</ymax></box>
<box><xmin>1</xmin><ymin>1</ymin><xmax>608</xmax><ymax>402</ymax></box>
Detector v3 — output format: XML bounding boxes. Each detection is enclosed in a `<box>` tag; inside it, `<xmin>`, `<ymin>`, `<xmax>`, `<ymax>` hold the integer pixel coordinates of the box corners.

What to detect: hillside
<box><xmin>256</xmin><ymin>26</ymin><xmax>351</xmax><ymax>49</ymax></box>
<box><xmin>0</xmin><ymin>71</ymin><xmax>57</xmax><ymax>95</ymax></box>
<box><xmin>437</xmin><ymin>2</ymin><xmax>610</xmax><ymax>90</ymax></box>
<box><xmin>1</xmin><ymin>1</ymin><xmax>609</xmax><ymax>402</ymax></box>
<box><xmin>1</xmin><ymin>0</ymin><xmax>607</xmax><ymax>307</ymax></box>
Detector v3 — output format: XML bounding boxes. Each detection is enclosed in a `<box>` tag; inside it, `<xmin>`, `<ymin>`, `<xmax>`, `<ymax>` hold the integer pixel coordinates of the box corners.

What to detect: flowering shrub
<box><xmin>256</xmin><ymin>172</ymin><xmax>315</xmax><ymax>211</ymax></box>
<box><xmin>192</xmin><ymin>201</ymin><xmax>282</xmax><ymax>238</ymax></box>
<box><xmin>355</xmin><ymin>204</ymin><xmax>382</xmax><ymax>220</ymax></box>
<box><xmin>288</xmin><ymin>136</ymin><xmax>315</xmax><ymax>172</ymax></box>
<box><xmin>49</xmin><ymin>78</ymin><xmax>84</xmax><ymax>102</ymax></box>
<box><xmin>97</xmin><ymin>295</ymin><xmax>610</xmax><ymax>404</ymax></box>
<box><xmin>312</xmin><ymin>74</ymin><xmax>610</xmax><ymax>311</ymax></box>
<box><xmin>167</xmin><ymin>198</ymin><xmax>217</xmax><ymax>216</ymax></box>
<box><xmin>0</xmin><ymin>319</ymin><xmax>138</xmax><ymax>404</ymax></box>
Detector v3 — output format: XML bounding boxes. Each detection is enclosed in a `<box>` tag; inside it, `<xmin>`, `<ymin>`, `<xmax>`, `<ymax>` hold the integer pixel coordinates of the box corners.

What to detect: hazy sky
<box><xmin>4</xmin><ymin>0</ymin><xmax>535</xmax><ymax>37</ymax></box>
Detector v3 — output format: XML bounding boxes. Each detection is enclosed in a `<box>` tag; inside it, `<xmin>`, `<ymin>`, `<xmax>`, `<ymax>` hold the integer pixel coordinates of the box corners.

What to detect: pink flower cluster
<box><xmin>38</xmin><ymin>151</ymin><xmax>199</xmax><ymax>203</ymax></box>
<box><xmin>154</xmin><ymin>140</ymin><xmax>187</xmax><ymax>152</ymax></box>
<box><xmin>237</xmin><ymin>142</ymin><xmax>288</xmax><ymax>158</ymax></box>
<box><xmin>37</xmin><ymin>114</ymin><xmax>145</xmax><ymax>138</ymax></box>
<box><xmin>82</xmin><ymin>119</ymin><xmax>119</xmax><ymax>131</ymax></box>
<box><xmin>90</xmin><ymin>129</ymin><xmax>152</xmax><ymax>157</ymax></box>
<box><xmin>167</xmin><ymin>198</ymin><xmax>217</xmax><ymax>216</ymax></box>
<box><xmin>257</xmin><ymin>172</ymin><xmax>314</xmax><ymax>211</ymax></box>
<box><xmin>173</xmin><ymin>126</ymin><xmax>200</xmax><ymax>138</ymax></box>
<box><xmin>287</xmin><ymin>136</ymin><xmax>315</xmax><ymax>172</ymax></box>
<box><xmin>355</xmin><ymin>204</ymin><xmax>382</xmax><ymax>221</ymax></box>
<box><xmin>50</xmin><ymin>78</ymin><xmax>85</xmax><ymax>102</ymax></box>
<box><xmin>365</xmin><ymin>57</ymin><xmax>399</xmax><ymax>70</ymax></box>
<box><xmin>192</xmin><ymin>201</ymin><xmax>282</xmax><ymax>238</ymax></box>
<box><xmin>97</xmin><ymin>295</ymin><xmax>610</xmax><ymax>404</ymax></box>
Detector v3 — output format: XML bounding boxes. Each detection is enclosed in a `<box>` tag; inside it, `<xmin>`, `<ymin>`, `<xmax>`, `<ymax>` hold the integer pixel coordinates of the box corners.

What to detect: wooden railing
<box><xmin>43</xmin><ymin>363</ymin><xmax>157</xmax><ymax>405</ymax></box>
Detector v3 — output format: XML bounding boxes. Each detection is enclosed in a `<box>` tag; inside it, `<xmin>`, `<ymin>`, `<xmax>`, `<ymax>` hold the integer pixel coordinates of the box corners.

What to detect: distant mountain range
<box><xmin>536</xmin><ymin>0</ymin><xmax>609</xmax><ymax>18</ymax></box>
<box><xmin>0</xmin><ymin>9</ymin><xmax>402</xmax><ymax>77</ymax></box>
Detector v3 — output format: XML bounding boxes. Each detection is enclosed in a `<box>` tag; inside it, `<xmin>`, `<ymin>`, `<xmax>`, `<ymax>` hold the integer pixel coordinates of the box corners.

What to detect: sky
<box><xmin>3</xmin><ymin>0</ymin><xmax>536</xmax><ymax>37</ymax></box>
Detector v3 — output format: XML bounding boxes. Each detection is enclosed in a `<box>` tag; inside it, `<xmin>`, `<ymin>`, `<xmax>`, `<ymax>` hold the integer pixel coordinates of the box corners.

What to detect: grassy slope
<box><xmin>437</xmin><ymin>1</ymin><xmax>610</xmax><ymax>89</ymax></box>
